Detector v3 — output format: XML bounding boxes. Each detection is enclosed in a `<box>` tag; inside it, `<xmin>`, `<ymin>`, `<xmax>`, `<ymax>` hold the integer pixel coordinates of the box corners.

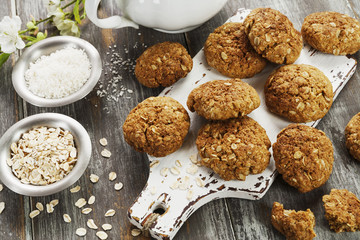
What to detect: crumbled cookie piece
<box><xmin>273</xmin><ymin>124</ymin><xmax>334</xmax><ymax>193</ymax></box>
<box><xmin>302</xmin><ymin>11</ymin><xmax>360</xmax><ymax>55</ymax></box>
<box><xmin>271</xmin><ymin>202</ymin><xmax>316</xmax><ymax>240</ymax></box>
<box><xmin>264</xmin><ymin>64</ymin><xmax>333</xmax><ymax>123</ymax></box>
<box><xmin>123</xmin><ymin>96</ymin><xmax>190</xmax><ymax>157</ymax></box>
<box><xmin>323</xmin><ymin>189</ymin><xmax>360</xmax><ymax>232</ymax></box>
<box><xmin>187</xmin><ymin>79</ymin><xmax>260</xmax><ymax>120</ymax></box>
<box><xmin>204</xmin><ymin>22</ymin><xmax>267</xmax><ymax>78</ymax></box>
<box><xmin>345</xmin><ymin>112</ymin><xmax>360</xmax><ymax>161</ymax></box>
<box><xmin>196</xmin><ymin>116</ymin><xmax>271</xmax><ymax>181</ymax></box>
<box><xmin>243</xmin><ymin>8</ymin><xmax>303</xmax><ymax>64</ymax></box>
<box><xmin>135</xmin><ymin>42</ymin><xmax>193</xmax><ymax>88</ymax></box>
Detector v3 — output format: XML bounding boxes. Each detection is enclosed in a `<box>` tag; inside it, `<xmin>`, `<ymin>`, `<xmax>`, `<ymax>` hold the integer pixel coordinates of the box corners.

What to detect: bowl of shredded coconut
<box><xmin>12</xmin><ymin>36</ymin><xmax>102</xmax><ymax>107</ymax></box>
<box><xmin>0</xmin><ymin>113</ymin><xmax>92</xmax><ymax>196</ymax></box>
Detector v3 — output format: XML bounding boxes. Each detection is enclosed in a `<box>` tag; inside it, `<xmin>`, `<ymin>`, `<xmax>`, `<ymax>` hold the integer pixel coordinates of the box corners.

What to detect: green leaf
<box><xmin>0</xmin><ymin>53</ymin><xmax>10</xmax><ymax>68</ymax></box>
<box><xmin>73</xmin><ymin>0</ymin><xmax>81</xmax><ymax>24</ymax></box>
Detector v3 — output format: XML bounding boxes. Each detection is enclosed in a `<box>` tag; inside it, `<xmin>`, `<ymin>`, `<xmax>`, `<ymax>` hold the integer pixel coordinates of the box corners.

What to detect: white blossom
<box><xmin>0</xmin><ymin>16</ymin><xmax>25</xmax><ymax>53</ymax></box>
<box><xmin>56</xmin><ymin>19</ymin><xmax>80</xmax><ymax>37</ymax></box>
<box><xmin>43</xmin><ymin>0</ymin><xmax>61</xmax><ymax>13</ymax></box>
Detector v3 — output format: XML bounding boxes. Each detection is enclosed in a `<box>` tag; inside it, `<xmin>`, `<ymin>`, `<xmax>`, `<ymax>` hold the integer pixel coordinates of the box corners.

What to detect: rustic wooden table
<box><xmin>0</xmin><ymin>0</ymin><xmax>360</xmax><ymax>239</ymax></box>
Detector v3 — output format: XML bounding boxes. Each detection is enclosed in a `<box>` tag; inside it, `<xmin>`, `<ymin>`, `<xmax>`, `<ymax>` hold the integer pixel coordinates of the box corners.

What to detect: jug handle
<box><xmin>85</xmin><ymin>0</ymin><xmax>139</xmax><ymax>29</ymax></box>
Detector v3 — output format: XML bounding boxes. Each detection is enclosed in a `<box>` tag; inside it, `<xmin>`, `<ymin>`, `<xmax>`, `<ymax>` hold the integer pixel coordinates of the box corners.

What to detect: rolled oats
<box><xmin>82</xmin><ymin>208</ymin><xmax>92</xmax><ymax>214</ymax></box>
<box><xmin>96</xmin><ymin>231</ymin><xmax>108</xmax><ymax>240</ymax></box>
<box><xmin>36</xmin><ymin>202</ymin><xmax>44</xmax><ymax>211</ymax></box>
<box><xmin>101</xmin><ymin>149</ymin><xmax>112</xmax><ymax>158</ymax></box>
<box><xmin>102</xmin><ymin>223</ymin><xmax>112</xmax><ymax>231</ymax></box>
<box><xmin>131</xmin><ymin>228</ymin><xmax>141</xmax><ymax>237</ymax></box>
<box><xmin>90</xmin><ymin>174</ymin><xmax>99</xmax><ymax>183</ymax></box>
<box><xmin>29</xmin><ymin>209</ymin><xmax>40</xmax><ymax>218</ymax></box>
<box><xmin>150</xmin><ymin>160</ymin><xmax>160</xmax><ymax>168</ymax></box>
<box><xmin>0</xmin><ymin>202</ymin><xmax>4</xmax><ymax>214</ymax></box>
<box><xmin>87</xmin><ymin>219</ymin><xmax>98</xmax><ymax>229</ymax></box>
<box><xmin>70</xmin><ymin>185</ymin><xmax>81</xmax><ymax>193</ymax></box>
<box><xmin>99</xmin><ymin>138</ymin><xmax>108</xmax><ymax>146</ymax></box>
<box><xmin>160</xmin><ymin>168</ymin><xmax>169</xmax><ymax>177</ymax></box>
<box><xmin>8</xmin><ymin>127</ymin><xmax>77</xmax><ymax>185</ymax></box>
<box><xmin>175</xmin><ymin>160</ymin><xmax>182</xmax><ymax>168</ymax></box>
<box><xmin>88</xmin><ymin>195</ymin><xmax>96</xmax><ymax>205</ymax></box>
<box><xmin>63</xmin><ymin>214</ymin><xmax>71</xmax><ymax>223</ymax></box>
<box><xmin>50</xmin><ymin>199</ymin><xmax>59</xmax><ymax>207</ymax></box>
<box><xmin>75</xmin><ymin>198</ymin><xmax>87</xmax><ymax>208</ymax></box>
<box><xmin>189</xmin><ymin>154</ymin><xmax>199</xmax><ymax>164</ymax></box>
<box><xmin>108</xmin><ymin>172</ymin><xmax>117</xmax><ymax>181</ymax></box>
<box><xmin>114</xmin><ymin>182</ymin><xmax>123</xmax><ymax>191</ymax></box>
<box><xmin>46</xmin><ymin>204</ymin><xmax>54</xmax><ymax>213</ymax></box>
<box><xmin>76</xmin><ymin>228</ymin><xmax>87</xmax><ymax>237</ymax></box>
<box><xmin>170</xmin><ymin>167</ymin><xmax>180</xmax><ymax>175</ymax></box>
<box><xmin>104</xmin><ymin>209</ymin><xmax>116</xmax><ymax>217</ymax></box>
<box><xmin>170</xmin><ymin>181</ymin><xmax>179</xmax><ymax>190</ymax></box>
<box><xmin>186</xmin><ymin>190</ymin><xmax>193</xmax><ymax>200</ymax></box>
<box><xmin>150</xmin><ymin>186</ymin><xmax>156</xmax><ymax>195</ymax></box>
<box><xmin>195</xmin><ymin>177</ymin><xmax>205</xmax><ymax>187</ymax></box>
<box><xmin>186</xmin><ymin>164</ymin><xmax>198</xmax><ymax>175</ymax></box>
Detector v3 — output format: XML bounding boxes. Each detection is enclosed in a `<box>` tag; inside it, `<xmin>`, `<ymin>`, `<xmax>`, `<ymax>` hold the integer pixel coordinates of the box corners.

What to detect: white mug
<box><xmin>85</xmin><ymin>0</ymin><xmax>228</xmax><ymax>33</ymax></box>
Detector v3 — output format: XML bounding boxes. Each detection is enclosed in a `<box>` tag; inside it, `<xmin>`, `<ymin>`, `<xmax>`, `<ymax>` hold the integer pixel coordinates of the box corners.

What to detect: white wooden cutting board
<box><xmin>128</xmin><ymin>8</ymin><xmax>357</xmax><ymax>240</ymax></box>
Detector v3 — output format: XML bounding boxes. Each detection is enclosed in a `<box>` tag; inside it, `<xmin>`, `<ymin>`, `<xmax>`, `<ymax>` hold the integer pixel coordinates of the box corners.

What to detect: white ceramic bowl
<box><xmin>0</xmin><ymin>113</ymin><xmax>92</xmax><ymax>196</ymax></box>
<box><xmin>12</xmin><ymin>36</ymin><xmax>102</xmax><ymax>107</ymax></box>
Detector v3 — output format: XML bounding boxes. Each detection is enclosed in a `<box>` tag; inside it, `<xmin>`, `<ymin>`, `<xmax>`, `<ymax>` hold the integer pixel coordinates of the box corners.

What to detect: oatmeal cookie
<box><xmin>323</xmin><ymin>189</ymin><xmax>360</xmax><ymax>232</ymax></box>
<box><xmin>264</xmin><ymin>64</ymin><xmax>333</xmax><ymax>123</ymax></box>
<box><xmin>122</xmin><ymin>96</ymin><xmax>190</xmax><ymax>157</ymax></box>
<box><xmin>204</xmin><ymin>22</ymin><xmax>267</xmax><ymax>78</ymax></box>
<box><xmin>302</xmin><ymin>12</ymin><xmax>360</xmax><ymax>55</ymax></box>
<box><xmin>187</xmin><ymin>79</ymin><xmax>260</xmax><ymax>120</ymax></box>
<box><xmin>196</xmin><ymin>116</ymin><xmax>271</xmax><ymax>181</ymax></box>
<box><xmin>135</xmin><ymin>42</ymin><xmax>193</xmax><ymax>88</ymax></box>
<box><xmin>273</xmin><ymin>124</ymin><xmax>334</xmax><ymax>193</ymax></box>
<box><xmin>345</xmin><ymin>112</ymin><xmax>360</xmax><ymax>161</ymax></box>
<box><xmin>243</xmin><ymin>8</ymin><xmax>303</xmax><ymax>64</ymax></box>
<box><xmin>271</xmin><ymin>202</ymin><xmax>316</xmax><ymax>240</ymax></box>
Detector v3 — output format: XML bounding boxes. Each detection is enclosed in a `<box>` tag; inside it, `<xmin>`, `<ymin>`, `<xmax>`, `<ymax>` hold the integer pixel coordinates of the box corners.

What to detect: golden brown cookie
<box><xmin>323</xmin><ymin>189</ymin><xmax>360</xmax><ymax>232</ymax></box>
<box><xmin>135</xmin><ymin>42</ymin><xmax>193</xmax><ymax>88</ymax></box>
<box><xmin>196</xmin><ymin>116</ymin><xmax>271</xmax><ymax>181</ymax></box>
<box><xmin>271</xmin><ymin>202</ymin><xmax>316</xmax><ymax>240</ymax></box>
<box><xmin>264</xmin><ymin>64</ymin><xmax>333</xmax><ymax>123</ymax></box>
<box><xmin>187</xmin><ymin>79</ymin><xmax>260</xmax><ymax>120</ymax></box>
<box><xmin>122</xmin><ymin>96</ymin><xmax>190</xmax><ymax>157</ymax></box>
<box><xmin>204</xmin><ymin>22</ymin><xmax>267</xmax><ymax>78</ymax></box>
<box><xmin>302</xmin><ymin>12</ymin><xmax>360</xmax><ymax>55</ymax></box>
<box><xmin>273</xmin><ymin>124</ymin><xmax>334</xmax><ymax>193</ymax></box>
<box><xmin>345</xmin><ymin>112</ymin><xmax>360</xmax><ymax>161</ymax></box>
<box><xmin>243</xmin><ymin>8</ymin><xmax>303</xmax><ymax>64</ymax></box>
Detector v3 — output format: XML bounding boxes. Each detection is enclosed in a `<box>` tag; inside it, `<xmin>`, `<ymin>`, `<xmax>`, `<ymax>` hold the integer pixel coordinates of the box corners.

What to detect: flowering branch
<box><xmin>0</xmin><ymin>0</ymin><xmax>86</xmax><ymax>68</ymax></box>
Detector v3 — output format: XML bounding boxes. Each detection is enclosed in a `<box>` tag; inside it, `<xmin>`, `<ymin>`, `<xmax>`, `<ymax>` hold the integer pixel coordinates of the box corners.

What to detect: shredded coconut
<box><xmin>25</xmin><ymin>47</ymin><xmax>91</xmax><ymax>99</ymax></box>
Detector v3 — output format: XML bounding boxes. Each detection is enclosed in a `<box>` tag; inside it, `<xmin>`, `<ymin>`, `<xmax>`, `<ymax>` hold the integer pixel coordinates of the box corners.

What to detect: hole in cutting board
<box><xmin>153</xmin><ymin>204</ymin><xmax>166</xmax><ymax>215</ymax></box>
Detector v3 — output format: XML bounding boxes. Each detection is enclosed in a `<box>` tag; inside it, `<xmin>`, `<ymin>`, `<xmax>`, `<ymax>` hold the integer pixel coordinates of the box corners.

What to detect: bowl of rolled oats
<box><xmin>0</xmin><ymin>113</ymin><xmax>91</xmax><ymax>196</ymax></box>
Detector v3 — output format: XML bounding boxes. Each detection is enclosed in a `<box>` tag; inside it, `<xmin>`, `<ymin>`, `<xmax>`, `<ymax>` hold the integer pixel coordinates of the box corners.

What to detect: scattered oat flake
<box><xmin>170</xmin><ymin>181</ymin><xmax>179</xmax><ymax>190</ymax></box>
<box><xmin>175</xmin><ymin>160</ymin><xmax>182</xmax><ymax>168</ymax></box>
<box><xmin>36</xmin><ymin>202</ymin><xmax>44</xmax><ymax>211</ymax></box>
<box><xmin>114</xmin><ymin>182</ymin><xmax>123</xmax><ymax>191</ymax></box>
<box><xmin>87</xmin><ymin>219</ymin><xmax>98</xmax><ymax>229</ymax></box>
<box><xmin>99</xmin><ymin>138</ymin><xmax>108</xmax><ymax>146</ymax></box>
<box><xmin>109</xmin><ymin>172</ymin><xmax>117</xmax><ymax>181</ymax></box>
<box><xmin>160</xmin><ymin>168</ymin><xmax>169</xmax><ymax>176</ymax></box>
<box><xmin>88</xmin><ymin>195</ymin><xmax>96</xmax><ymax>205</ymax></box>
<box><xmin>195</xmin><ymin>177</ymin><xmax>205</xmax><ymax>187</ymax></box>
<box><xmin>101</xmin><ymin>149</ymin><xmax>111</xmax><ymax>158</ymax></box>
<box><xmin>90</xmin><ymin>174</ymin><xmax>99</xmax><ymax>183</ymax></box>
<box><xmin>131</xmin><ymin>228</ymin><xmax>142</xmax><ymax>237</ymax></box>
<box><xmin>70</xmin><ymin>185</ymin><xmax>81</xmax><ymax>193</ymax></box>
<box><xmin>29</xmin><ymin>209</ymin><xmax>40</xmax><ymax>218</ymax></box>
<box><xmin>150</xmin><ymin>186</ymin><xmax>156</xmax><ymax>195</ymax></box>
<box><xmin>186</xmin><ymin>164</ymin><xmax>198</xmax><ymax>175</ymax></box>
<box><xmin>105</xmin><ymin>209</ymin><xmax>116</xmax><ymax>217</ymax></box>
<box><xmin>150</xmin><ymin>160</ymin><xmax>160</xmax><ymax>168</ymax></box>
<box><xmin>96</xmin><ymin>231</ymin><xmax>108</xmax><ymax>240</ymax></box>
<box><xmin>170</xmin><ymin>167</ymin><xmax>180</xmax><ymax>175</ymax></box>
<box><xmin>82</xmin><ymin>208</ymin><xmax>92</xmax><ymax>214</ymax></box>
<box><xmin>0</xmin><ymin>184</ymin><xmax>3</xmax><ymax>192</ymax></box>
<box><xmin>63</xmin><ymin>214</ymin><xmax>71</xmax><ymax>223</ymax></box>
<box><xmin>187</xmin><ymin>190</ymin><xmax>193</xmax><ymax>200</ymax></box>
<box><xmin>189</xmin><ymin>154</ymin><xmax>198</xmax><ymax>164</ymax></box>
<box><xmin>0</xmin><ymin>202</ymin><xmax>5</xmax><ymax>214</ymax></box>
<box><xmin>75</xmin><ymin>198</ymin><xmax>87</xmax><ymax>208</ymax></box>
<box><xmin>50</xmin><ymin>199</ymin><xmax>59</xmax><ymax>207</ymax></box>
<box><xmin>76</xmin><ymin>228</ymin><xmax>87</xmax><ymax>237</ymax></box>
<box><xmin>102</xmin><ymin>223</ymin><xmax>112</xmax><ymax>231</ymax></box>
<box><xmin>46</xmin><ymin>203</ymin><xmax>54</xmax><ymax>213</ymax></box>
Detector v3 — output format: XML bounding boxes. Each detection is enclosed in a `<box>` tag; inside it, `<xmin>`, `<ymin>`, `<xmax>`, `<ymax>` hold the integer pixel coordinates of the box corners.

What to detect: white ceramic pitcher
<box><xmin>85</xmin><ymin>0</ymin><xmax>228</xmax><ymax>33</ymax></box>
